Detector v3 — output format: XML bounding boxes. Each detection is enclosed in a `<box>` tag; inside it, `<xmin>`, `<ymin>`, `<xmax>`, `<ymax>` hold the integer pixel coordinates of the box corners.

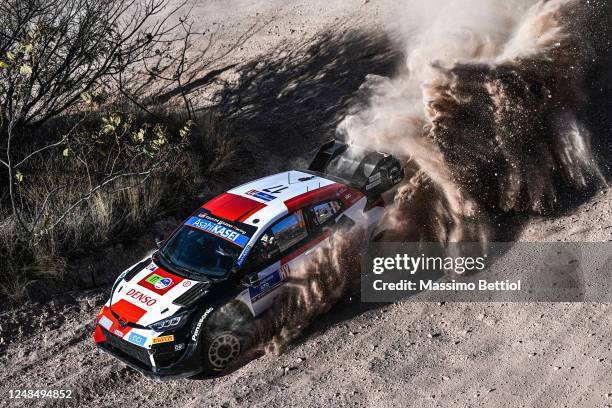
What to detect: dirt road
<box><xmin>3</xmin><ymin>187</ymin><xmax>612</xmax><ymax>407</ymax></box>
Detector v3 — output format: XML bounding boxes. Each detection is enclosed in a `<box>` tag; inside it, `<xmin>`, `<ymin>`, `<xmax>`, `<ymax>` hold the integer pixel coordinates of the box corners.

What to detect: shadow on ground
<box><xmin>207</xmin><ymin>28</ymin><xmax>403</xmax><ymax>173</ymax></box>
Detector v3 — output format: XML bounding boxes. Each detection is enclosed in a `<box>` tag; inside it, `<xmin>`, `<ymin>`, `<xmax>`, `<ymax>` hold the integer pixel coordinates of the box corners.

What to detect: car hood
<box><xmin>106</xmin><ymin>258</ymin><xmax>205</xmax><ymax>327</ymax></box>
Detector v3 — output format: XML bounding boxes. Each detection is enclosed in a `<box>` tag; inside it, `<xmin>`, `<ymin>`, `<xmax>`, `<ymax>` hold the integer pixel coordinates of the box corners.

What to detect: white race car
<box><xmin>93</xmin><ymin>140</ymin><xmax>403</xmax><ymax>379</ymax></box>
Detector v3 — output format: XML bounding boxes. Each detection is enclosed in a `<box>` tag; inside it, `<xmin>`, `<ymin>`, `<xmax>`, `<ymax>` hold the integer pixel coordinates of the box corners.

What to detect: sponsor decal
<box><xmin>152</xmin><ymin>335</ymin><xmax>174</xmax><ymax>344</ymax></box>
<box><xmin>99</xmin><ymin>315</ymin><xmax>113</xmax><ymax>330</ymax></box>
<box><xmin>155</xmin><ymin>277</ymin><xmax>172</xmax><ymax>290</ymax></box>
<box><xmin>191</xmin><ymin>307</ymin><xmax>214</xmax><ymax>342</ymax></box>
<box><xmin>236</xmin><ymin>244</ymin><xmax>251</xmax><ymax>267</ymax></box>
<box><xmin>368</xmin><ymin>172</ymin><xmax>382</xmax><ymax>182</ymax></box>
<box><xmin>249</xmin><ymin>270</ymin><xmax>282</xmax><ymax>302</ymax></box>
<box><xmin>127</xmin><ymin>332</ymin><xmax>147</xmax><ymax>347</ymax></box>
<box><xmin>138</xmin><ymin>270</ymin><xmax>181</xmax><ymax>294</ymax></box>
<box><xmin>154</xmin><ymin>277</ymin><xmax>173</xmax><ymax>290</ymax></box>
<box><xmin>245</xmin><ymin>189</ymin><xmax>276</xmax><ymax>202</ymax></box>
<box><xmin>182</xmin><ymin>281</ymin><xmax>192</xmax><ymax>287</ymax></box>
<box><xmin>197</xmin><ymin>212</ymin><xmax>252</xmax><ymax>236</ymax></box>
<box><xmin>146</xmin><ymin>262</ymin><xmax>157</xmax><ymax>272</ymax></box>
<box><xmin>116</xmin><ymin>270</ymin><xmax>128</xmax><ymax>281</ymax></box>
<box><xmin>365</xmin><ymin>178</ymin><xmax>382</xmax><ymax>190</ymax></box>
<box><xmin>145</xmin><ymin>273</ymin><xmax>163</xmax><ymax>285</ymax></box>
<box><xmin>185</xmin><ymin>217</ymin><xmax>250</xmax><ymax>247</ymax></box>
<box><xmin>114</xmin><ymin>329</ymin><xmax>124</xmax><ymax>337</ymax></box>
<box><xmin>280</xmin><ymin>264</ymin><xmax>291</xmax><ymax>280</ymax></box>
<box><xmin>125</xmin><ymin>288</ymin><xmax>157</xmax><ymax>306</ymax></box>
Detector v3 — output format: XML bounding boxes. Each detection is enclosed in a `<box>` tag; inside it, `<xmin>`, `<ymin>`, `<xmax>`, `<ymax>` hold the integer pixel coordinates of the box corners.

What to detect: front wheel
<box><xmin>200</xmin><ymin>301</ymin><xmax>256</xmax><ymax>375</ymax></box>
<box><xmin>204</xmin><ymin>331</ymin><xmax>242</xmax><ymax>372</ymax></box>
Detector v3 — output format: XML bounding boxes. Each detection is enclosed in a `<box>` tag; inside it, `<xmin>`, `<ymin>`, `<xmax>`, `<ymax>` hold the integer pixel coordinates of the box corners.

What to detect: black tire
<box><xmin>200</xmin><ymin>301</ymin><xmax>255</xmax><ymax>375</ymax></box>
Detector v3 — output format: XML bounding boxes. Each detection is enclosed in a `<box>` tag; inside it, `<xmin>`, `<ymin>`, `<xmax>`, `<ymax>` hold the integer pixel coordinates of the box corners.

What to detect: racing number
<box><xmin>262</xmin><ymin>185</ymin><xmax>288</xmax><ymax>194</ymax></box>
<box><xmin>280</xmin><ymin>264</ymin><xmax>291</xmax><ymax>280</ymax></box>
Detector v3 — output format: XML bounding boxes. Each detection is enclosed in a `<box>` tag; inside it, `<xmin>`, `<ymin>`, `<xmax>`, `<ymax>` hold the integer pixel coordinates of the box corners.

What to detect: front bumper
<box><xmin>95</xmin><ymin>325</ymin><xmax>203</xmax><ymax>380</ymax></box>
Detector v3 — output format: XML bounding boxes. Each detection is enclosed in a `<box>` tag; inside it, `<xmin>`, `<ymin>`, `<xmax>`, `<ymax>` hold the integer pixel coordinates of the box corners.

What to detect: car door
<box><xmin>241</xmin><ymin>209</ymin><xmax>310</xmax><ymax>315</ymax></box>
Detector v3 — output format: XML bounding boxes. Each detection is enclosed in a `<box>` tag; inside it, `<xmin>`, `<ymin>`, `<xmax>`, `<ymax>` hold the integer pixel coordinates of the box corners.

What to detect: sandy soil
<box><xmin>2</xmin><ymin>1</ymin><xmax>612</xmax><ymax>407</ymax></box>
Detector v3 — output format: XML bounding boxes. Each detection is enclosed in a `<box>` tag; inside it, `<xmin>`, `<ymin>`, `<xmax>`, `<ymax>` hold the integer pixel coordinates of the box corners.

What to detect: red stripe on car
<box><xmin>203</xmin><ymin>193</ymin><xmax>266</xmax><ymax>222</ymax></box>
<box><xmin>111</xmin><ymin>299</ymin><xmax>147</xmax><ymax>323</ymax></box>
<box><xmin>283</xmin><ymin>183</ymin><xmax>343</xmax><ymax>213</ymax></box>
<box><xmin>98</xmin><ymin>305</ymin><xmax>134</xmax><ymax>337</ymax></box>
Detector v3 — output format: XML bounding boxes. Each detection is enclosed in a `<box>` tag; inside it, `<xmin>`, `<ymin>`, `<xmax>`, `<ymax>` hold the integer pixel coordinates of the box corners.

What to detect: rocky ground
<box><xmin>2</xmin><ymin>1</ymin><xmax>612</xmax><ymax>407</ymax></box>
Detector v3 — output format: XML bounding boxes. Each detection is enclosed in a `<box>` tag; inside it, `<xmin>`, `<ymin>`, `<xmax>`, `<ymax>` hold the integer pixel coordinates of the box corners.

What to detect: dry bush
<box><xmin>0</xmin><ymin>108</ymin><xmax>237</xmax><ymax>304</ymax></box>
<box><xmin>0</xmin><ymin>0</ymin><xmax>251</xmax><ymax>304</ymax></box>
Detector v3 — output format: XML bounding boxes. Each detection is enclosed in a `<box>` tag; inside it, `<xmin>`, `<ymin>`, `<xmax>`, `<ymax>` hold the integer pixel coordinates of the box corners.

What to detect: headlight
<box><xmin>148</xmin><ymin>311</ymin><xmax>189</xmax><ymax>332</ymax></box>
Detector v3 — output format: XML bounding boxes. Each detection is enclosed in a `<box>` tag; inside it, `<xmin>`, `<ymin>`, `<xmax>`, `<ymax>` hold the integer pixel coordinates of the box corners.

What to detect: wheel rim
<box><xmin>208</xmin><ymin>332</ymin><xmax>241</xmax><ymax>369</ymax></box>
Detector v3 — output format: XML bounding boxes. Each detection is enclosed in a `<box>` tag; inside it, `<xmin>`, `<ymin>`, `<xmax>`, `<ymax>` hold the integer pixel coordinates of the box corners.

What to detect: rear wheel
<box><xmin>200</xmin><ymin>301</ymin><xmax>255</xmax><ymax>375</ymax></box>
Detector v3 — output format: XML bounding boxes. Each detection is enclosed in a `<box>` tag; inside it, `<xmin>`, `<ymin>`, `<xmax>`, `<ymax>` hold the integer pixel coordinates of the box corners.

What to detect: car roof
<box><xmin>202</xmin><ymin>170</ymin><xmax>343</xmax><ymax>230</ymax></box>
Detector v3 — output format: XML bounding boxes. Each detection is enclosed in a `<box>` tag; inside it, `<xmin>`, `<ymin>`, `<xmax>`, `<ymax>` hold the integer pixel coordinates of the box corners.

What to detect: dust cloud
<box><xmin>340</xmin><ymin>0</ymin><xmax>604</xmax><ymax>243</ymax></box>
<box><xmin>253</xmin><ymin>0</ymin><xmax>607</xmax><ymax>353</ymax></box>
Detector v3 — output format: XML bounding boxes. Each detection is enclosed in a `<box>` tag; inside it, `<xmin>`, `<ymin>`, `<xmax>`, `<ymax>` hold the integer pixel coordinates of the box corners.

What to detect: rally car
<box><xmin>93</xmin><ymin>140</ymin><xmax>404</xmax><ymax>379</ymax></box>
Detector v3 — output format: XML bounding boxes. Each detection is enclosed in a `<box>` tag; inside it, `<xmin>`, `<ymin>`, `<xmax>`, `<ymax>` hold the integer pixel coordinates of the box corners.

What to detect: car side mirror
<box><xmin>241</xmin><ymin>273</ymin><xmax>259</xmax><ymax>288</ymax></box>
<box><xmin>155</xmin><ymin>236</ymin><xmax>164</xmax><ymax>249</ymax></box>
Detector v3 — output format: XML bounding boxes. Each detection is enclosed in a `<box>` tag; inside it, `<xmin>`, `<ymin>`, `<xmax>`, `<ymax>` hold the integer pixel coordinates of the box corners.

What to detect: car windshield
<box><xmin>160</xmin><ymin>224</ymin><xmax>242</xmax><ymax>279</ymax></box>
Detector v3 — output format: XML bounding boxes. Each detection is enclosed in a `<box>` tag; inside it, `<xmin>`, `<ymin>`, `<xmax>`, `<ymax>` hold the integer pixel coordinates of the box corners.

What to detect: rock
<box><xmin>428</xmin><ymin>332</ymin><xmax>441</xmax><ymax>338</ymax></box>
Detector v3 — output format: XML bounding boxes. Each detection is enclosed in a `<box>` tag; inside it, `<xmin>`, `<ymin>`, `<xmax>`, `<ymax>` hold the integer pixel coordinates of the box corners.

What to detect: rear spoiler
<box><xmin>308</xmin><ymin>139</ymin><xmax>349</xmax><ymax>173</ymax></box>
<box><xmin>309</xmin><ymin>139</ymin><xmax>404</xmax><ymax>198</ymax></box>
